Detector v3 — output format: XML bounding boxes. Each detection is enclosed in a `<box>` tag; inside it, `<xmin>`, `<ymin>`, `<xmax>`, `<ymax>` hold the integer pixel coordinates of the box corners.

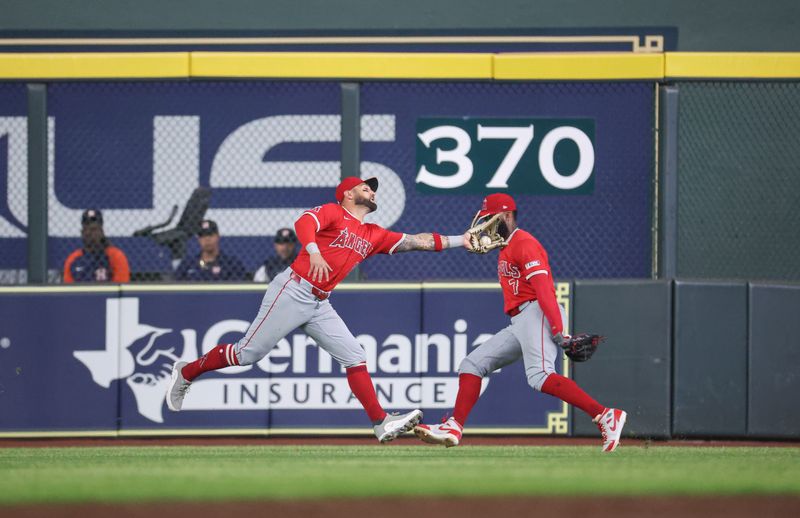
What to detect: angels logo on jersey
<box><xmin>329</xmin><ymin>227</ymin><xmax>374</xmax><ymax>258</ymax></box>
<box><xmin>498</xmin><ymin>260</ymin><xmax>520</xmax><ymax>278</ymax></box>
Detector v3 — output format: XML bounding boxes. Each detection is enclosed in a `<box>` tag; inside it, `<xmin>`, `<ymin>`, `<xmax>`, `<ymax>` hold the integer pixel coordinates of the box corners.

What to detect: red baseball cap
<box><xmin>335</xmin><ymin>176</ymin><xmax>379</xmax><ymax>203</ymax></box>
<box><xmin>478</xmin><ymin>193</ymin><xmax>517</xmax><ymax>217</ymax></box>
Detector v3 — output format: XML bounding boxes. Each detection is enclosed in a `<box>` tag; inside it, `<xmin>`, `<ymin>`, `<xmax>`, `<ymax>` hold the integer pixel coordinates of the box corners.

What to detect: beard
<box><xmin>354</xmin><ymin>194</ymin><xmax>377</xmax><ymax>212</ymax></box>
<box><xmin>497</xmin><ymin>220</ymin><xmax>510</xmax><ymax>239</ymax></box>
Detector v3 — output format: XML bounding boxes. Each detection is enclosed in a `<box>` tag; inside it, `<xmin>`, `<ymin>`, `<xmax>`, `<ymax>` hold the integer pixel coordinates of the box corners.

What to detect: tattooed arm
<box><xmin>393</xmin><ymin>232</ymin><xmax>471</xmax><ymax>253</ymax></box>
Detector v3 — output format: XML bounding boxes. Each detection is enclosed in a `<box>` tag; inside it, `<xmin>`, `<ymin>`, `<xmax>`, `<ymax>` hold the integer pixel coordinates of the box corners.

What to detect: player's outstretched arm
<box><xmin>393</xmin><ymin>232</ymin><xmax>471</xmax><ymax>253</ymax></box>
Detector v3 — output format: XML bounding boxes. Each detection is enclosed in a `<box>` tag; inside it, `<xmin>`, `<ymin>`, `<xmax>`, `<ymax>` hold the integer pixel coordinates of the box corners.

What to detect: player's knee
<box><xmin>340</xmin><ymin>352</ymin><xmax>367</xmax><ymax>369</ymax></box>
<box><xmin>342</xmin><ymin>358</ymin><xmax>367</xmax><ymax>370</ymax></box>
<box><xmin>235</xmin><ymin>347</ymin><xmax>258</xmax><ymax>366</ymax></box>
<box><xmin>458</xmin><ymin>357</ymin><xmax>487</xmax><ymax>378</ymax></box>
<box><xmin>526</xmin><ymin>369</ymin><xmax>549</xmax><ymax>392</ymax></box>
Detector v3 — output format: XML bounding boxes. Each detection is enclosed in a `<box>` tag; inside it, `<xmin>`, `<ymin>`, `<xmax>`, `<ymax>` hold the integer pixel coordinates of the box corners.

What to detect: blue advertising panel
<box><xmin>0</xmin><ymin>84</ymin><xmax>28</xmax><ymax>283</ymax></box>
<box><xmin>117</xmin><ymin>290</ymin><xmax>270</xmax><ymax>430</ymax></box>
<box><xmin>0</xmin><ymin>285</ymin><xmax>571</xmax><ymax>435</ymax></box>
<box><xmin>0</xmin><ymin>80</ymin><xmax>653</xmax><ymax>283</ymax></box>
<box><xmin>360</xmin><ymin>82</ymin><xmax>655</xmax><ymax>281</ymax></box>
<box><xmin>0</xmin><ymin>290</ymin><xmax>119</xmax><ymax>431</ymax></box>
<box><xmin>41</xmin><ymin>81</ymin><xmax>342</xmax><ymax>278</ymax></box>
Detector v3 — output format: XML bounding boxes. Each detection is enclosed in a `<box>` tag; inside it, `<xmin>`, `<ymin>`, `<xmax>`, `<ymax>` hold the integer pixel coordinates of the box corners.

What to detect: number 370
<box><xmin>415</xmin><ymin>124</ymin><xmax>595</xmax><ymax>190</ymax></box>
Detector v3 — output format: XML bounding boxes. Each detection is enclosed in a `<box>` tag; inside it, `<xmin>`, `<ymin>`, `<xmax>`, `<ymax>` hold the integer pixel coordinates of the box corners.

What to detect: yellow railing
<box><xmin>1</xmin><ymin>52</ymin><xmax>799</xmax><ymax>80</ymax></box>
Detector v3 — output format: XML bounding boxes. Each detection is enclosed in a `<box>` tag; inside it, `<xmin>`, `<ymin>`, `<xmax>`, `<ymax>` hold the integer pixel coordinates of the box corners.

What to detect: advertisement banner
<box><xmin>0</xmin><ymin>285</ymin><xmax>569</xmax><ymax>435</ymax></box>
<box><xmin>360</xmin><ymin>81</ymin><xmax>654</xmax><ymax>281</ymax></box>
<box><xmin>0</xmin><ymin>80</ymin><xmax>653</xmax><ymax>282</ymax></box>
<box><xmin>416</xmin><ymin>118</ymin><xmax>596</xmax><ymax>195</ymax></box>
<box><xmin>0</xmin><ymin>84</ymin><xmax>27</xmax><ymax>284</ymax></box>
<box><xmin>0</xmin><ymin>291</ymin><xmax>119</xmax><ymax>430</ymax></box>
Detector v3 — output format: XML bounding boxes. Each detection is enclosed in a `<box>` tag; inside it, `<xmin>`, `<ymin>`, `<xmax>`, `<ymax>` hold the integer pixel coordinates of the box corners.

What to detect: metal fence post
<box><xmin>27</xmin><ymin>83</ymin><xmax>48</xmax><ymax>284</ymax></box>
<box><xmin>658</xmin><ymin>85</ymin><xmax>679</xmax><ymax>279</ymax></box>
<box><xmin>340</xmin><ymin>82</ymin><xmax>361</xmax><ymax>281</ymax></box>
<box><xmin>341</xmin><ymin>82</ymin><xmax>360</xmax><ymax>180</ymax></box>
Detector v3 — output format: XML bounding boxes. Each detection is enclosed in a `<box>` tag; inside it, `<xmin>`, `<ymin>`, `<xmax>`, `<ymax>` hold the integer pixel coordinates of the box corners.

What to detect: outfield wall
<box><xmin>0</xmin><ymin>283</ymin><xmax>572</xmax><ymax>437</ymax></box>
<box><xmin>2</xmin><ymin>52</ymin><xmax>800</xmax><ymax>283</ymax></box>
<box><xmin>1</xmin><ymin>52</ymin><xmax>799</xmax><ymax>439</ymax></box>
<box><xmin>2</xmin><ymin>0</ymin><xmax>799</xmax><ymax>52</ymax></box>
<box><xmin>1</xmin><ymin>280</ymin><xmax>798</xmax><ymax>439</ymax></box>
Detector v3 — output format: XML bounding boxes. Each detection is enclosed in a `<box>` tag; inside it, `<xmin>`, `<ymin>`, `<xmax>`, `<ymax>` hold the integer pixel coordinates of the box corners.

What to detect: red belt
<box><xmin>290</xmin><ymin>271</ymin><xmax>329</xmax><ymax>301</ymax></box>
<box><xmin>507</xmin><ymin>301</ymin><xmax>532</xmax><ymax>317</ymax></box>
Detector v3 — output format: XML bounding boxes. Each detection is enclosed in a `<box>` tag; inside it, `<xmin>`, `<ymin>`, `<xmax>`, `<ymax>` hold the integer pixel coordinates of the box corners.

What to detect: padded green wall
<box><xmin>677</xmin><ymin>82</ymin><xmax>800</xmax><ymax>281</ymax></box>
<box><xmin>3</xmin><ymin>0</ymin><xmax>799</xmax><ymax>51</ymax></box>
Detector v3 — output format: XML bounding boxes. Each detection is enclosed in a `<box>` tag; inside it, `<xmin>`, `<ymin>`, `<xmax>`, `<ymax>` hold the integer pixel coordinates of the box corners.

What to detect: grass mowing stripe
<box><xmin>0</xmin><ymin>445</ymin><xmax>798</xmax><ymax>504</ymax></box>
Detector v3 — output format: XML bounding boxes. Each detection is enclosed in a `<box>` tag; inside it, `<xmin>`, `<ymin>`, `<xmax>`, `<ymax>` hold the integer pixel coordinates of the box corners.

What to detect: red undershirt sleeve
<box><xmin>294</xmin><ymin>215</ymin><xmax>318</xmax><ymax>247</ymax></box>
<box><xmin>529</xmin><ymin>272</ymin><xmax>563</xmax><ymax>336</ymax></box>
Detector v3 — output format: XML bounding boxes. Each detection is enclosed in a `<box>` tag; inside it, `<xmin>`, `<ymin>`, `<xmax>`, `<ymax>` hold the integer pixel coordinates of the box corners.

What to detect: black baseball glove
<box><xmin>553</xmin><ymin>333</ymin><xmax>604</xmax><ymax>362</ymax></box>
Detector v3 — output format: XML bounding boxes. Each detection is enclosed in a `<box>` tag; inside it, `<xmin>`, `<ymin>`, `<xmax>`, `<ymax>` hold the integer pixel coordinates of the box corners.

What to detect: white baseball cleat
<box><xmin>373</xmin><ymin>409</ymin><xmax>423</xmax><ymax>443</ymax></box>
<box><xmin>594</xmin><ymin>407</ymin><xmax>627</xmax><ymax>452</ymax></box>
<box><xmin>166</xmin><ymin>361</ymin><xmax>191</xmax><ymax>412</ymax></box>
<box><xmin>414</xmin><ymin>416</ymin><xmax>463</xmax><ymax>447</ymax></box>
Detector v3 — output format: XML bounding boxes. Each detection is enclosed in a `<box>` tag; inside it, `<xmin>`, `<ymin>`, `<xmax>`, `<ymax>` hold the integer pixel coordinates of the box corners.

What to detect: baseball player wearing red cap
<box><xmin>167</xmin><ymin>176</ymin><xmax>469</xmax><ymax>442</ymax></box>
<box><xmin>414</xmin><ymin>193</ymin><xmax>627</xmax><ymax>452</ymax></box>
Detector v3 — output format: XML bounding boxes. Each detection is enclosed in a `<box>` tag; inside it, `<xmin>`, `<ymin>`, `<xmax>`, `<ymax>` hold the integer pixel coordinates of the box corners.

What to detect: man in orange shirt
<box><xmin>63</xmin><ymin>209</ymin><xmax>130</xmax><ymax>283</ymax></box>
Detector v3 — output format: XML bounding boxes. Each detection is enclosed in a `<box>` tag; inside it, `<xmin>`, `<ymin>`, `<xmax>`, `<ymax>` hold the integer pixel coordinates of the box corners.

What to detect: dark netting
<box><xmin>46</xmin><ymin>81</ymin><xmax>342</xmax><ymax>283</ymax></box>
<box><xmin>0</xmin><ymin>83</ymin><xmax>32</xmax><ymax>284</ymax></box>
<box><xmin>360</xmin><ymin>81</ymin><xmax>655</xmax><ymax>280</ymax></box>
<box><xmin>677</xmin><ymin>82</ymin><xmax>800</xmax><ymax>281</ymax></box>
<box><xmin>4</xmin><ymin>79</ymin><xmax>655</xmax><ymax>284</ymax></box>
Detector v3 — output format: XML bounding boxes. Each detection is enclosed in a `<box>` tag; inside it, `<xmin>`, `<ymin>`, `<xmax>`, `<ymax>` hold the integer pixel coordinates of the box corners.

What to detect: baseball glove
<box><xmin>554</xmin><ymin>333</ymin><xmax>604</xmax><ymax>362</ymax></box>
<box><xmin>466</xmin><ymin>212</ymin><xmax>507</xmax><ymax>254</ymax></box>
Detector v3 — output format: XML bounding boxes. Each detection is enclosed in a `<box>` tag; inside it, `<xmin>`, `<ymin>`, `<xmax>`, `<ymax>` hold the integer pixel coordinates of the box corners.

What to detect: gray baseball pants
<box><xmin>232</xmin><ymin>267</ymin><xmax>366</xmax><ymax>368</ymax></box>
<box><xmin>459</xmin><ymin>300</ymin><xmax>567</xmax><ymax>391</ymax></box>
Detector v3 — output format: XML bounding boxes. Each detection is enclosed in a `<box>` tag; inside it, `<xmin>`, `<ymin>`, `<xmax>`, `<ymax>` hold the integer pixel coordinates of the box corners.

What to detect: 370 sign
<box><xmin>415</xmin><ymin>118</ymin><xmax>596</xmax><ymax>194</ymax></box>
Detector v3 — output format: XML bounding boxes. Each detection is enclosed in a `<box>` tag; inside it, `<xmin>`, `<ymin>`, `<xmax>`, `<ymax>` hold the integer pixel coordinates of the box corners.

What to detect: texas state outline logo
<box><xmin>73</xmin><ymin>298</ymin><xmax>197</xmax><ymax>423</ymax></box>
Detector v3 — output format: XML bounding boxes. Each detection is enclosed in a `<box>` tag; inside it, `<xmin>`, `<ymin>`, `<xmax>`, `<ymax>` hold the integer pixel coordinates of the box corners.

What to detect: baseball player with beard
<box><xmin>167</xmin><ymin>176</ymin><xmax>469</xmax><ymax>442</ymax></box>
<box><xmin>415</xmin><ymin>193</ymin><xmax>627</xmax><ymax>452</ymax></box>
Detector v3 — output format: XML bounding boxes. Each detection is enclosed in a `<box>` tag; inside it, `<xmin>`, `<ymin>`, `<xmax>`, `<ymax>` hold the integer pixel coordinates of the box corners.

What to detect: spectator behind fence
<box><xmin>63</xmin><ymin>209</ymin><xmax>130</xmax><ymax>283</ymax></box>
<box><xmin>174</xmin><ymin>219</ymin><xmax>249</xmax><ymax>281</ymax></box>
<box><xmin>253</xmin><ymin>227</ymin><xmax>299</xmax><ymax>283</ymax></box>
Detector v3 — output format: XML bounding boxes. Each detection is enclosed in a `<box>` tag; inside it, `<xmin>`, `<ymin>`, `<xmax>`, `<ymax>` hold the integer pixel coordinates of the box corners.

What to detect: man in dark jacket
<box><xmin>252</xmin><ymin>227</ymin><xmax>298</xmax><ymax>283</ymax></box>
<box><xmin>175</xmin><ymin>219</ymin><xmax>248</xmax><ymax>281</ymax></box>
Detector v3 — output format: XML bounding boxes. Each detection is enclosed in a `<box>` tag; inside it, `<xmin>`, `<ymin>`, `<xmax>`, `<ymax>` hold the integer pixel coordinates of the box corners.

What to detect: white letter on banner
<box><xmin>41</xmin><ymin>116</ymin><xmax>199</xmax><ymax>238</ymax></box>
<box><xmin>478</xmin><ymin>125</ymin><xmax>534</xmax><ymax>188</ymax></box>
<box><xmin>539</xmin><ymin>126</ymin><xmax>595</xmax><ymax>190</ymax></box>
<box><xmin>208</xmin><ymin>114</ymin><xmax>404</xmax><ymax>235</ymax></box>
<box><xmin>0</xmin><ymin>117</ymin><xmax>27</xmax><ymax>237</ymax></box>
<box><xmin>415</xmin><ymin>125</ymin><xmax>473</xmax><ymax>189</ymax></box>
<box><xmin>414</xmin><ymin>334</ymin><xmax>451</xmax><ymax>373</ymax></box>
<box><xmin>379</xmin><ymin>334</ymin><xmax>413</xmax><ymax>373</ymax></box>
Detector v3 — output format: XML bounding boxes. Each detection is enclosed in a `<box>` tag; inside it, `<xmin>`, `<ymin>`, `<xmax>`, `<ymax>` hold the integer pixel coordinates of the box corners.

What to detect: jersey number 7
<box><xmin>507</xmin><ymin>278</ymin><xmax>520</xmax><ymax>295</ymax></box>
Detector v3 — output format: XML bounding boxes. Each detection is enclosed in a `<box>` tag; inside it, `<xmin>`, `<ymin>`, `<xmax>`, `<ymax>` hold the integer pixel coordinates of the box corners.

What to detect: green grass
<box><xmin>1</xmin><ymin>445</ymin><xmax>799</xmax><ymax>504</ymax></box>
